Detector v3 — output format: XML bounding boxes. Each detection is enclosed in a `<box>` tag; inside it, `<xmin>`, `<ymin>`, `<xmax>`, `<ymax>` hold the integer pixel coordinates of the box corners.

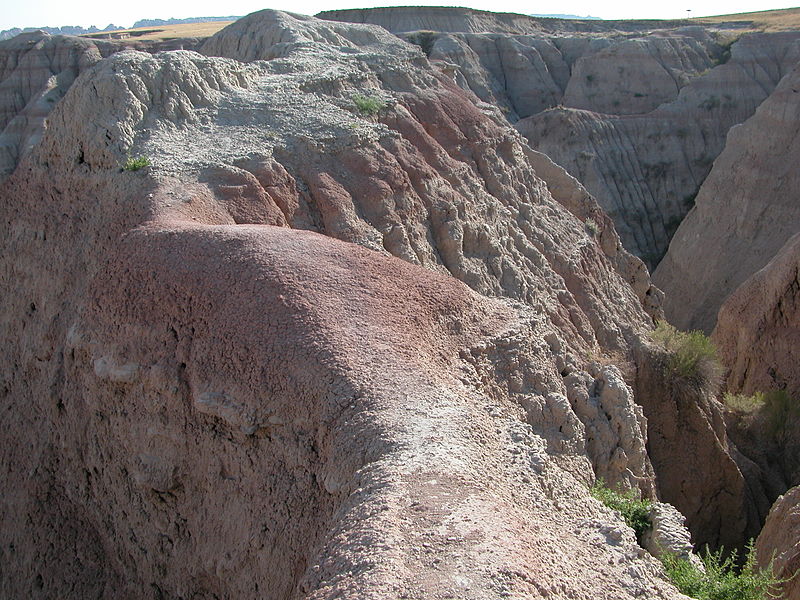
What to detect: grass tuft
<box><xmin>661</xmin><ymin>541</ymin><xmax>784</xmax><ymax>600</ymax></box>
<box><xmin>122</xmin><ymin>155</ymin><xmax>151</xmax><ymax>171</ymax></box>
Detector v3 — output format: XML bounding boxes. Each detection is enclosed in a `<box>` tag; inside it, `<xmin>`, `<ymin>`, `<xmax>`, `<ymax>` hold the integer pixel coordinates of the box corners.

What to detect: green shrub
<box><xmin>723</xmin><ymin>392</ymin><xmax>765</xmax><ymax>414</ymax></box>
<box><xmin>590</xmin><ymin>479</ymin><xmax>651</xmax><ymax>542</ymax></box>
<box><xmin>762</xmin><ymin>389</ymin><xmax>797</xmax><ymax>439</ymax></box>
<box><xmin>352</xmin><ymin>94</ymin><xmax>385</xmax><ymax>116</ymax></box>
<box><xmin>723</xmin><ymin>389</ymin><xmax>797</xmax><ymax>439</ymax></box>
<box><xmin>651</xmin><ymin>321</ymin><xmax>721</xmax><ymax>385</ymax></box>
<box><xmin>585</xmin><ymin>218</ymin><xmax>599</xmax><ymax>236</ymax></box>
<box><xmin>123</xmin><ymin>155</ymin><xmax>151</xmax><ymax>171</ymax></box>
<box><xmin>661</xmin><ymin>541</ymin><xmax>783</xmax><ymax>600</ymax></box>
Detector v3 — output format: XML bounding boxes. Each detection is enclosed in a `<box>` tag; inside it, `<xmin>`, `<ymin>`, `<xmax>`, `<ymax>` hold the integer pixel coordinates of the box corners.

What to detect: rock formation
<box><xmin>712</xmin><ymin>233</ymin><xmax>800</xmax><ymax>511</ymax></box>
<box><xmin>0</xmin><ymin>10</ymin><xmax>686</xmax><ymax>599</ymax></box>
<box><xmin>633</xmin><ymin>343</ymin><xmax>763</xmax><ymax>552</ymax></box>
<box><xmin>714</xmin><ymin>232</ymin><xmax>800</xmax><ymax>400</ymax></box>
<box><xmin>519</xmin><ymin>32</ymin><xmax>800</xmax><ymax>266</ymax></box>
<box><xmin>322</xmin><ymin>7</ymin><xmax>800</xmax><ymax>266</ymax></box>
<box><xmin>0</xmin><ymin>31</ymin><xmax>204</xmax><ymax>182</ymax></box>
<box><xmin>655</xmin><ymin>60</ymin><xmax>800</xmax><ymax>332</ymax></box>
<box><xmin>756</xmin><ymin>486</ymin><xmax>800</xmax><ymax>600</ymax></box>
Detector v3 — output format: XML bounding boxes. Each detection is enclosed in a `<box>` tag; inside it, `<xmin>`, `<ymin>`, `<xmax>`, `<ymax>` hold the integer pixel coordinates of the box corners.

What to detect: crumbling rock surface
<box><xmin>322</xmin><ymin>7</ymin><xmax>800</xmax><ymax>266</ymax></box>
<box><xmin>0</xmin><ymin>32</ymin><xmax>109</xmax><ymax>179</ymax></box>
<box><xmin>1</xmin><ymin>10</ymin><xmax>683</xmax><ymax>600</ymax></box>
<box><xmin>642</xmin><ymin>502</ymin><xmax>702</xmax><ymax>569</ymax></box>
<box><xmin>0</xmin><ymin>31</ymin><xmax>204</xmax><ymax>182</ymax></box>
<box><xmin>655</xmin><ymin>60</ymin><xmax>800</xmax><ymax>331</ymax></box>
<box><xmin>756</xmin><ymin>486</ymin><xmax>800</xmax><ymax>600</ymax></box>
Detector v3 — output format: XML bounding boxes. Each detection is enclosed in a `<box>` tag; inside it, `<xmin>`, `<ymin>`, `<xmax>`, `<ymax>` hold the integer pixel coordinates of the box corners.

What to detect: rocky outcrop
<box><xmin>756</xmin><ymin>486</ymin><xmax>800</xmax><ymax>600</ymax></box>
<box><xmin>642</xmin><ymin>502</ymin><xmax>702</xmax><ymax>568</ymax></box>
<box><xmin>655</xmin><ymin>60</ymin><xmax>800</xmax><ymax>331</ymax></box>
<box><xmin>0</xmin><ymin>32</ymin><xmax>112</xmax><ymax>179</ymax></box>
<box><xmin>712</xmin><ymin>234</ymin><xmax>800</xmax><ymax>505</ymax></box>
<box><xmin>0</xmin><ymin>31</ymin><xmax>205</xmax><ymax>182</ymax></box>
<box><xmin>634</xmin><ymin>342</ymin><xmax>762</xmax><ymax>551</ymax></box>
<box><xmin>0</xmin><ymin>11</ymin><xmax>682</xmax><ymax>599</ymax></box>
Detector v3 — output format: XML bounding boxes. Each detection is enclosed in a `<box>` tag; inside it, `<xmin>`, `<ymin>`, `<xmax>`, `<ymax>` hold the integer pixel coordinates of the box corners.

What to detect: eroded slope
<box><xmin>1</xmin><ymin>10</ymin><xmax>684</xmax><ymax>600</ymax></box>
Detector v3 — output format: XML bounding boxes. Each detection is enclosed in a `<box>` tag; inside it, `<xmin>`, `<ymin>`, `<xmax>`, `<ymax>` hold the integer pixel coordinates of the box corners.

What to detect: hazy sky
<box><xmin>2</xmin><ymin>0</ymin><xmax>797</xmax><ymax>30</ymax></box>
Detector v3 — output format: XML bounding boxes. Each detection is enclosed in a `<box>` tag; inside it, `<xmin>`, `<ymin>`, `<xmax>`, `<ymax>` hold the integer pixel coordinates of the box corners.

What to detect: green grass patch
<box><xmin>352</xmin><ymin>94</ymin><xmax>385</xmax><ymax>116</ymax></box>
<box><xmin>122</xmin><ymin>155</ymin><xmax>151</xmax><ymax>171</ymax></box>
<box><xmin>661</xmin><ymin>542</ymin><xmax>784</xmax><ymax>600</ymax></box>
<box><xmin>590</xmin><ymin>479</ymin><xmax>652</xmax><ymax>542</ymax></box>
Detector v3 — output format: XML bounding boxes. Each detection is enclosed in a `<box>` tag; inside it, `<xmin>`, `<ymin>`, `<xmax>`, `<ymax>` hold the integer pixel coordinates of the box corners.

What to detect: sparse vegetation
<box><xmin>762</xmin><ymin>389</ymin><xmax>797</xmax><ymax>439</ymax></box>
<box><xmin>660</xmin><ymin>541</ymin><xmax>784</xmax><ymax>600</ymax></box>
<box><xmin>722</xmin><ymin>389</ymin><xmax>797</xmax><ymax>440</ymax></box>
<box><xmin>590</xmin><ymin>479</ymin><xmax>652</xmax><ymax>543</ymax></box>
<box><xmin>699</xmin><ymin>95</ymin><xmax>721</xmax><ymax>111</ymax></box>
<box><xmin>122</xmin><ymin>155</ymin><xmax>151</xmax><ymax>171</ymax></box>
<box><xmin>353</xmin><ymin>94</ymin><xmax>385</xmax><ymax>116</ymax></box>
<box><xmin>723</xmin><ymin>392</ymin><xmax>765</xmax><ymax>414</ymax></box>
<box><xmin>651</xmin><ymin>321</ymin><xmax>721</xmax><ymax>385</ymax></box>
<box><xmin>585</xmin><ymin>218</ymin><xmax>599</xmax><ymax>236</ymax></box>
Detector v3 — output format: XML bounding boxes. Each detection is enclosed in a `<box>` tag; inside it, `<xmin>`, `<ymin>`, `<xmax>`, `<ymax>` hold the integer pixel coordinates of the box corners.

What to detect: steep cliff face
<box><xmin>633</xmin><ymin>343</ymin><xmax>763</xmax><ymax>552</ymax></box>
<box><xmin>520</xmin><ymin>32</ymin><xmax>800</xmax><ymax>266</ymax></box>
<box><xmin>655</xmin><ymin>61</ymin><xmax>800</xmax><ymax>332</ymax></box>
<box><xmin>756</xmin><ymin>486</ymin><xmax>800</xmax><ymax>600</ymax></box>
<box><xmin>712</xmin><ymin>233</ymin><xmax>800</xmax><ymax>503</ymax></box>
<box><xmin>714</xmin><ymin>232</ymin><xmax>800</xmax><ymax>400</ymax></box>
<box><xmin>421</xmin><ymin>28</ymin><xmax>724</xmax><ymax>124</ymax></box>
<box><xmin>0</xmin><ymin>11</ymin><xmax>683</xmax><ymax>599</ymax></box>
<box><xmin>0</xmin><ymin>32</ymin><xmax>111</xmax><ymax>179</ymax></box>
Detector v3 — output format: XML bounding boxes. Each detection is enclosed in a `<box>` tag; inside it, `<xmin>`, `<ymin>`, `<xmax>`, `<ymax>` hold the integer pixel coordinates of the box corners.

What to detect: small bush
<box><xmin>651</xmin><ymin>321</ymin><xmax>721</xmax><ymax>386</ymax></box>
<box><xmin>661</xmin><ymin>541</ymin><xmax>783</xmax><ymax>600</ymax></box>
<box><xmin>123</xmin><ymin>156</ymin><xmax>151</xmax><ymax>171</ymax></box>
<box><xmin>590</xmin><ymin>479</ymin><xmax>651</xmax><ymax>542</ymax></box>
<box><xmin>585</xmin><ymin>218</ymin><xmax>599</xmax><ymax>236</ymax></box>
<box><xmin>352</xmin><ymin>94</ymin><xmax>385</xmax><ymax>116</ymax></box>
<box><xmin>723</xmin><ymin>392</ymin><xmax>765</xmax><ymax>414</ymax></box>
<box><xmin>762</xmin><ymin>389</ymin><xmax>797</xmax><ymax>440</ymax></box>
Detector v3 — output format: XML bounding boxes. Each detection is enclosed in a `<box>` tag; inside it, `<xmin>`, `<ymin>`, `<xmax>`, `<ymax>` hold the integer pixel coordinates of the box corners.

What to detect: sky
<box><xmin>2</xmin><ymin>0</ymin><xmax>798</xmax><ymax>30</ymax></box>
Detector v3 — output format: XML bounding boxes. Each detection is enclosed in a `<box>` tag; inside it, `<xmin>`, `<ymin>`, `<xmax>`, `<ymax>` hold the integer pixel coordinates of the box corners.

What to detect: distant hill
<box><xmin>130</xmin><ymin>16</ymin><xmax>240</xmax><ymax>29</ymax></box>
<box><xmin>0</xmin><ymin>24</ymin><xmax>120</xmax><ymax>41</ymax></box>
<box><xmin>0</xmin><ymin>16</ymin><xmax>239</xmax><ymax>41</ymax></box>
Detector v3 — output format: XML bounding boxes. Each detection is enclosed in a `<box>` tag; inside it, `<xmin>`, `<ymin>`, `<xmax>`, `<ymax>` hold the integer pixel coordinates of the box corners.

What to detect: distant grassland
<box><xmin>82</xmin><ymin>21</ymin><xmax>234</xmax><ymax>41</ymax></box>
<box><xmin>76</xmin><ymin>6</ymin><xmax>800</xmax><ymax>41</ymax></box>
<box><xmin>695</xmin><ymin>6</ymin><xmax>800</xmax><ymax>31</ymax></box>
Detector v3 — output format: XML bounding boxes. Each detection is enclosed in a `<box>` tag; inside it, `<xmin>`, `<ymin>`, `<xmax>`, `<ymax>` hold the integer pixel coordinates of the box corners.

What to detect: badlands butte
<box><xmin>1</xmin><ymin>4</ymin><xmax>799</xmax><ymax>599</ymax></box>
